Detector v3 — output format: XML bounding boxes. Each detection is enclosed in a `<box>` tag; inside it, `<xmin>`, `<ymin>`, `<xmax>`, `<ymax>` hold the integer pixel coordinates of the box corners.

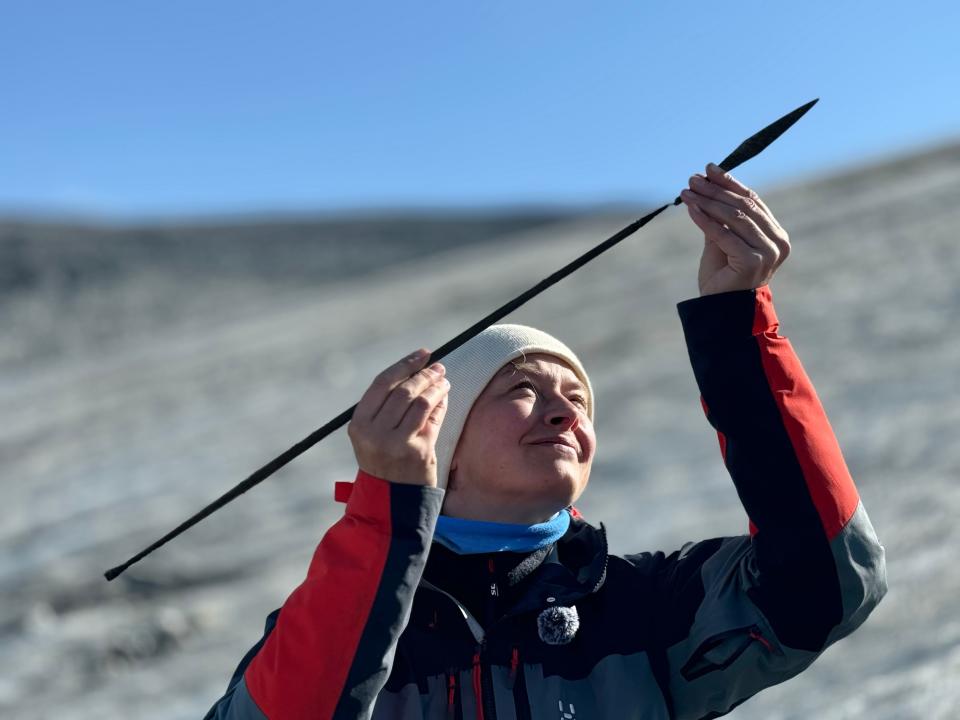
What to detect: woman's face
<box><xmin>442</xmin><ymin>353</ymin><xmax>596</xmax><ymax>523</ymax></box>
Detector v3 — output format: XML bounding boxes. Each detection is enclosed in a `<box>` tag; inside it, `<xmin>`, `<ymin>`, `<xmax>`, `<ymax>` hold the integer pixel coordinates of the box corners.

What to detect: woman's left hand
<box><xmin>679</xmin><ymin>162</ymin><xmax>791</xmax><ymax>297</ymax></box>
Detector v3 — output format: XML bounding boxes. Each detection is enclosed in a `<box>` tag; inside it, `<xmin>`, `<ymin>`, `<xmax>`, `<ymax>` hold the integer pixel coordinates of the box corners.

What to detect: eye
<box><xmin>511</xmin><ymin>380</ymin><xmax>586</xmax><ymax>409</ymax></box>
<box><xmin>511</xmin><ymin>380</ymin><xmax>537</xmax><ymax>395</ymax></box>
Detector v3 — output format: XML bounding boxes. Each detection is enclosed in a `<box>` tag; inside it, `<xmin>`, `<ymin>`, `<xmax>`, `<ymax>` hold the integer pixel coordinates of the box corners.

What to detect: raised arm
<box><xmin>625</xmin><ymin>166</ymin><xmax>887</xmax><ymax>719</ymax></box>
<box><xmin>206</xmin><ymin>349</ymin><xmax>450</xmax><ymax>719</ymax></box>
<box><xmin>625</xmin><ymin>285</ymin><xmax>886</xmax><ymax>720</ymax></box>
<box><xmin>678</xmin><ymin>285</ymin><xmax>886</xmax><ymax>645</ymax></box>
<box><xmin>205</xmin><ymin>472</ymin><xmax>443</xmax><ymax>720</ymax></box>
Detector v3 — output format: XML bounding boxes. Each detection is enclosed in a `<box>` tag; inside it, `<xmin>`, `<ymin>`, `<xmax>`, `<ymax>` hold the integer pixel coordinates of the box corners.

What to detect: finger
<box><xmin>706</xmin><ymin>163</ymin><xmax>782</xmax><ymax>230</ymax></box>
<box><xmin>423</xmin><ymin>384</ymin><xmax>450</xmax><ymax>433</ymax></box>
<box><xmin>397</xmin><ymin>377</ymin><xmax>450</xmax><ymax>435</ymax></box>
<box><xmin>699</xmin><ymin>169</ymin><xmax>791</xmax><ymax>264</ymax></box>
<box><xmin>355</xmin><ymin>348</ymin><xmax>432</xmax><ymax>422</ymax></box>
<box><xmin>681</xmin><ymin>189</ymin><xmax>777</xmax><ymax>256</ymax></box>
<box><xmin>688</xmin><ymin>202</ymin><xmax>773</xmax><ymax>263</ymax></box>
<box><xmin>688</xmin><ymin>173</ymin><xmax>782</xmax><ymax>243</ymax></box>
<box><xmin>376</xmin><ymin>363</ymin><xmax>446</xmax><ymax>429</ymax></box>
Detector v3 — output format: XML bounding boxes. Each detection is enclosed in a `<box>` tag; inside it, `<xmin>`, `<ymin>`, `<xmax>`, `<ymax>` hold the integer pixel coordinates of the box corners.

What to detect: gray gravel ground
<box><xmin>2</xmin><ymin>140</ymin><xmax>958</xmax><ymax>718</ymax></box>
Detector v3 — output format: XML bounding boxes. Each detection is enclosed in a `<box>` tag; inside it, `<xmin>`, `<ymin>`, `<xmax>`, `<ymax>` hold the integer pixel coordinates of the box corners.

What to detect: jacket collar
<box><xmin>510</xmin><ymin>516</ymin><xmax>608</xmax><ymax>613</ymax></box>
<box><xmin>414</xmin><ymin>517</ymin><xmax>608</xmax><ymax>637</ymax></box>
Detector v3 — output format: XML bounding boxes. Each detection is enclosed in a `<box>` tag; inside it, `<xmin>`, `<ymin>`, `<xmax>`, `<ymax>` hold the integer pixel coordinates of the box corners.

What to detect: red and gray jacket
<box><xmin>205</xmin><ymin>286</ymin><xmax>887</xmax><ymax>719</ymax></box>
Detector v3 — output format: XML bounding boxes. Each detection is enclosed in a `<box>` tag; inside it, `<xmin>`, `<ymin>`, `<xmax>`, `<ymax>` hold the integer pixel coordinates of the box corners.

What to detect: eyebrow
<box><xmin>496</xmin><ymin>361</ymin><xmax>586</xmax><ymax>392</ymax></box>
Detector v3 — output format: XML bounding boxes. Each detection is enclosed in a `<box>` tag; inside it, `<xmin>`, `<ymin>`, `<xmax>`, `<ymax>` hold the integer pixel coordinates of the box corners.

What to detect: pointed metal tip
<box><xmin>716</xmin><ymin>98</ymin><xmax>821</xmax><ymax>174</ymax></box>
<box><xmin>792</xmin><ymin>98</ymin><xmax>819</xmax><ymax>117</ymax></box>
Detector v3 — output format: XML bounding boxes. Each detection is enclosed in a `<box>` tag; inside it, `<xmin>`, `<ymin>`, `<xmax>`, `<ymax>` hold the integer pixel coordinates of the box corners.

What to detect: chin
<box><xmin>529</xmin><ymin>470</ymin><xmax>585</xmax><ymax>507</ymax></box>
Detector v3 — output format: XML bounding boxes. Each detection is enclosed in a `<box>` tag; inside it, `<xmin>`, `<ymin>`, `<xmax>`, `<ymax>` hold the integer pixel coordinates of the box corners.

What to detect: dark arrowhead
<box><xmin>673</xmin><ymin>98</ymin><xmax>819</xmax><ymax>205</ymax></box>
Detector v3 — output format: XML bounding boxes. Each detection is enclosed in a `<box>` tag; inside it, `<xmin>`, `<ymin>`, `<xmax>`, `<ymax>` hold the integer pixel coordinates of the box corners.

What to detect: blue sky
<box><xmin>3</xmin><ymin>1</ymin><xmax>958</xmax><ymax>219</ymax></box>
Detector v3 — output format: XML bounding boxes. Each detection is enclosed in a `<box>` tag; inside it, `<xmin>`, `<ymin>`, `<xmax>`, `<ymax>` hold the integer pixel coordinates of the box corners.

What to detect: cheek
<box><xmin>486</xmin><ymin>395</ymin><xmax>533</xmax><ymax>420</ymax></box>
<box><xmin>579</xmin><ymin>422</ymin><xmax>598</xmax><ymax>460</ymax></box>
<box><xmin>470</xmin><ymin>403</ymin><xmax>531</xmax><ymax>450</ymax></box>
<box><xmin>494</xmin><ymin>404</ymin><xmax>533</xmax><ymax>437</ymax></box>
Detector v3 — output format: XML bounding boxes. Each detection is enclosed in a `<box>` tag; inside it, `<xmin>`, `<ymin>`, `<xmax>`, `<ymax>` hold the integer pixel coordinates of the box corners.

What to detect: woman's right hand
<box><xmin>347</xmin><ymin>348</ymin><xmax>450</xmax><ymax>488</ymax></box>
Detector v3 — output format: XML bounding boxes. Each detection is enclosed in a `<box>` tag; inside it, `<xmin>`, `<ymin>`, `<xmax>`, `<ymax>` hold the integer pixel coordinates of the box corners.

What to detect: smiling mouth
<box><xmin>532</xmin><ymin>441</ymin><xmax>579</xmax><ymax>457</ymax></box>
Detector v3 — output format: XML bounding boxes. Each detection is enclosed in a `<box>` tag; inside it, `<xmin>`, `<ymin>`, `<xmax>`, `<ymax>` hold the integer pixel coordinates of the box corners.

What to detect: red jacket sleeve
<box><xmin>240</xmin><ymin>470</ymin><xmax>443</xmax><ymax>719</ymax></box>
<box><xmin>627</xmin><ymin>285</ymin><xmax>889</xmax><ymax>719</ymax></box>
<box><xmin>675</xmin><ymin>284</ymin><xmax>885</xmax><ymax>649</ymax></box>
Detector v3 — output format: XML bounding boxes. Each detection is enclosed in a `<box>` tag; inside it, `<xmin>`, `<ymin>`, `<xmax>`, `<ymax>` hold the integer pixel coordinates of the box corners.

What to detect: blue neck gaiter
<box><xmin>433</xmin><ymin>508</ymin><xmax>571</xmax><ymax>555</ymax></box>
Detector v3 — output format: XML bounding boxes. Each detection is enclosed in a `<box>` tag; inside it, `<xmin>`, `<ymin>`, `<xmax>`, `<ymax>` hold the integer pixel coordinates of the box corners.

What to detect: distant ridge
<box><xmin>0</xmin><ymin>210</ymin><xmax>586</xmax><ymax>296</ymax></box>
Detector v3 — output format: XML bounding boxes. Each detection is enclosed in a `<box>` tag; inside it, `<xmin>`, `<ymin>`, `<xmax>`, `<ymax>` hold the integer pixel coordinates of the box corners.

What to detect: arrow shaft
<box><xmin>105</xmin><ymin>98</ymin><xmax>819</xmax><ymax>581</ymax></box>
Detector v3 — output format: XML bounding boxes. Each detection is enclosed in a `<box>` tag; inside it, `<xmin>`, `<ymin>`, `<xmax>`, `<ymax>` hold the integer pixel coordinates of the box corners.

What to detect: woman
<box><xmin>205</xmin><ymin>164</ymin><xmax>887</xmax><ymax>719</ymax></box>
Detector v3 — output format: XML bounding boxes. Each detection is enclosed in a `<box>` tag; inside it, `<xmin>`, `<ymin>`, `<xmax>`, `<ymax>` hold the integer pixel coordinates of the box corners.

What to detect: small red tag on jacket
<box><xmin>334</xmin><ymin>481</ymin><xmax>354</xmax><ymax>504</ymax></box>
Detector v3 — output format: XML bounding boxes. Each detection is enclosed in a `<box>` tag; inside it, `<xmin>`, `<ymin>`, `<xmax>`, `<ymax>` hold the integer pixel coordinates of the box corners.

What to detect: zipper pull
<box><xmin>472</xmin><ymin>648</ymin><xmax>485</xmax><ymax>720</ymax></box>
<box><xmin>446</xmin><ymin>668</ymin><xmax>457</xmax><ymax>720</ymax></box>
<box><xmin>506</xmin><ymin>646</ymin><xmax>520</xmax><ymax>690</ymax></box>
<box><xmin>749</xmin><ymin>625</ymin><xmax>777</xmax><ymax>653</ymax></box>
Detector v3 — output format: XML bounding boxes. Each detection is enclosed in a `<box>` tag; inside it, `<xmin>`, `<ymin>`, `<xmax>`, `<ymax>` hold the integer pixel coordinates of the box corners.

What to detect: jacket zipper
<box><xmin>446</xmin><ymin>668</ymin><xmax>457</xmax><ymax>720</ymax></box>
<box><xmin>474</xmin><ymin>640</ymin><xmax>499</xmax><ymax>720</ymax></box>
<box><xmin>509</xmin><ymin>646</ymin><xmax>532</xmax><ymax>720</ymax></box>
<box><xmin>428</xmin><ymin>527</ymin><xmax>609</xmax><ymax>720</ymax></box>
<box><xmin>474</xmin><ymin>558</ymin><xmax>498</xmax><ymax>720</ymax></box>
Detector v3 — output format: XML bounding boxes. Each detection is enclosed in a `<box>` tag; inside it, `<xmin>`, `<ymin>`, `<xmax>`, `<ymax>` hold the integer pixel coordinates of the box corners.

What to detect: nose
<box><xmin>544</xmin><ymin>396</ymin><xmax>581</xmax><ymax>431</ymax></box>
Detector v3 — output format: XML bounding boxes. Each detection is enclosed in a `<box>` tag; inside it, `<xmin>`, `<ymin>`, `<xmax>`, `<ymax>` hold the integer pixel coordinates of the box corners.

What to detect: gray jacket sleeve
<box><xmin>653</xmin><ymin>287</ymin><xmax>887</xmax><ymax>719</ymax></box>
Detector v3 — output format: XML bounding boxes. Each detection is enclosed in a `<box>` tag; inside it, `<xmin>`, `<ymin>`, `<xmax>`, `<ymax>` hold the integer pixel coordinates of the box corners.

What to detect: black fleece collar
<box><xmin>416</xmin><ymin>517</ymin><xmax>608</xmax><ymax>629</ymax></box>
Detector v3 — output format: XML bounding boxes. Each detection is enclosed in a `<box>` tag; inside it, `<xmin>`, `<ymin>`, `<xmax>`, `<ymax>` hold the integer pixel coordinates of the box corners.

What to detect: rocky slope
<box><xmin>1</xmin><ymin>140</ymin><xmax>958</xmax><ymax>718</ymax></box>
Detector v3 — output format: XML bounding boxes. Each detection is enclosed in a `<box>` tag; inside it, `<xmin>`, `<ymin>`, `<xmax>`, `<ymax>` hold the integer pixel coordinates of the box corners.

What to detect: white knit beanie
<box><xmin>434</xmin><ymin>324</ymin><xmax>594</xmax><ymax>491</ymax></box>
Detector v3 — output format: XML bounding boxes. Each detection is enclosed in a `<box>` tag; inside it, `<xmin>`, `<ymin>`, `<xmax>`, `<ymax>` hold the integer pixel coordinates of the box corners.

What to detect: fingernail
<box><xmin>408</xmin><ymin>348</ymin><xmax>429</xmax><ymax>361</ymax></box>
<box><xmin>429</xmin><ymin>362</ymin><xmax>444</xmax><ymax>375</ymax></box>
<box><xmin>690</xmin><ymin>175</ymin><xmax>704</xmax><ymax>187</ymax></box>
